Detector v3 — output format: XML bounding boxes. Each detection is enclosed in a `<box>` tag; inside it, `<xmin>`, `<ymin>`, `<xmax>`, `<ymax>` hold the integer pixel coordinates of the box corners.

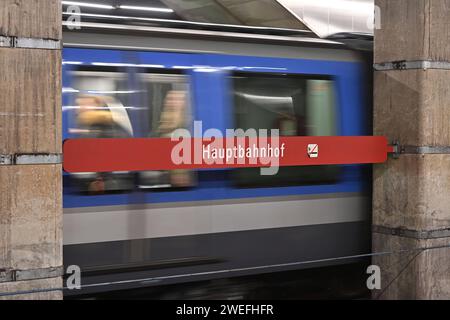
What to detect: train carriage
<box><xmin>62</xmin><ymin>24</ymin><xmax>372</xmax><ymax>295</ymax></box>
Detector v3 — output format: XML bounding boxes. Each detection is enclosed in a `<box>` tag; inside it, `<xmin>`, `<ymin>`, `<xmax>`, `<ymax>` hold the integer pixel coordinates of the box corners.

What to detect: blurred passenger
<box><xmin>158</xmin><ymin>91</ymin><xmax>194</xmax><ymax>188</ymax></box>
<box><xmin>72</xmin><ymin>95</ymin><xmax>134</xmax><ymax>194</ymax></box>
<box><xmin>276</xmin><ymin>114</ymin><xmax>298</xmax><ymax>136</ymax></box>
<box><xmin>76</xmin><ymin>95</ymin><xmax>133</xmax><ymax>138</ymax></box>
<box><xmin>158</xmin><ymin>91</ymin><xmax>188</xmax><ymax>136</ymax></box>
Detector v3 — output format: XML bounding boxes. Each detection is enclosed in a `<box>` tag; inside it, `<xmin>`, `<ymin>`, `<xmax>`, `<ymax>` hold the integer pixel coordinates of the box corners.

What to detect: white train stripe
<box><xmin>63</xmin><ymin>193</ymin><xmax>364</xmax><ymax>214</ymax></box>
<box><xmin>63</xmin><ymin>31</ymin><xmax>358</xmax><ymax>62</ymax></box>
<box><xmin>64</xmin><ymin>195</ymin><xmax>369</xmax><ymax>245</ymax></box>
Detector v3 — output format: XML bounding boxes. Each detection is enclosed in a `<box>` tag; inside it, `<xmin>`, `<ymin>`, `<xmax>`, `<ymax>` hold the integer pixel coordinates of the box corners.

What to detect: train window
<box><xmin>136</xmin><ymin>72</ymin><xmax>196</xmax><ymax>190</ymax></box>
<box><xmin>231</xmin><ymin>72</ymin><xmax>341</xmax><ymax>188</ymax></box>
<box><xmin>64</xmin><ymin>68</ymin><xmax>135</xmax><ymax>194</ymax></box>
<box><xmin>137</xmin><ymin>73</ymin><xmax>190</xmax><ymax>137</ymax></box>
<box><xmin>64</xmin><ymin>68</ymin><xmax>196</xmax><ymax>194</ymax></box>
<box><xmin>67</xmin><ymin>69</ymin><xmax>134</xmax><ymax>138</ymax></box>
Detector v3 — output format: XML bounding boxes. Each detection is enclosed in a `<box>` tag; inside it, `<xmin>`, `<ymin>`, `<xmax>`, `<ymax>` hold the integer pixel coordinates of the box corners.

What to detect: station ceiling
<box><xmin>159</xmin><ymin>0</ymin><xmax>307</xmax><ymax>29</ymax></box>
<box><xmin>276</xmin><ymin>0</ymin><xmax>374</xmax><ymax>38</ymax></box>
<box><xmin>62</xmin><ymin>0</ymin><xmax>374</xmax><ymax>38</ymax></box>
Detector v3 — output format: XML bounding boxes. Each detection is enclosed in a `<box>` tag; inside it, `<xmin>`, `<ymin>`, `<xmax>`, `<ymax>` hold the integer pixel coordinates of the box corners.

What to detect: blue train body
<box><xmin>63</xmin><ymin>48</ymin><xmax>367</xmax><ymax>208</ymax></box>
<box><xmin>61</xmin><ymin>34</ymin><xmax>372</xmax><ymax>296</ymax></box>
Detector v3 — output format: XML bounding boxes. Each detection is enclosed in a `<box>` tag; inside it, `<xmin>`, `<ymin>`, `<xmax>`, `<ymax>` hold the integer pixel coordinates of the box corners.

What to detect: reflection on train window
<box><xmin>137</xmin><ymin>72</ymin><xmax>196</xmax><ymax>190</ymax></box>
<box><xmin>232</xmin><ymin>72</ymin><xmax>341</xmax><ymax>187</ymax></box>
<box><xmin>65</xmin><ymin>69</ymin><xmax>135</xmax><ymax>194</ymax></box>
<box><xmin>68</xmin><ymin>70</ymin><xmax>134</xmax><ymax>138</ymax></box>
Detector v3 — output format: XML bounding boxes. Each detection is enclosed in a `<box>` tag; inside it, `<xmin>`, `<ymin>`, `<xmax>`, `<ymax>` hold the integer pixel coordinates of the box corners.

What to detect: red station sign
<box><xmin>63</xmin><ymin>136</ymin><xmax>393</xmax><ymax>173</ymax></box>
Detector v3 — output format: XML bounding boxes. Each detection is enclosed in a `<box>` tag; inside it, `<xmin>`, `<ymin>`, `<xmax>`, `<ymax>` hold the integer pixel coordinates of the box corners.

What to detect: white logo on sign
<box><xmin>307</xmin><ymin>144</ymin><xmax>319</xmax><ymax>158</ymax></box>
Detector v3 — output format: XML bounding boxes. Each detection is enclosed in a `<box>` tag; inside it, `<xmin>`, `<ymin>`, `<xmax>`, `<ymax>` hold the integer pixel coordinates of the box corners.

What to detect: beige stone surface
<box><xmin>372</xmin><ymin>232</ymin><xmax>420</xmax><ymax>300</ymax></box>
<box><xmin>0</xmin><ymin>222</ymin><xmax>10</xmax><ymax>270</ymax></box>
<box><xmin>0</xmin><ymin>48</ymin><xmax>62</xmax><ymax>155</ymax></box>
<box><xmin>375</xmin><ymin>0</ymin><xmax>450</xmax><ymax>63</ymax></box>
<box><xmin>372</xmin><ymin>233</ymin><xmax>450</xmax><ymax>300</ymax></box>
<box><xmin>374</xmin><ymin>69</ymin><xmax>450</xmax><ymax>147</ymax></box>
<box><xmin>0</xmin><ymin>165</ymin><xmax>62</xmax><ymax>271</ymax></box>
<box><xmin>0</xmin><ymin>277</ymin><xmax>63</xmax><ymax>300</ymax></box>
<box><xmin>373</xmin><ymin>155</ymin><xmax>450</xmax><ymax>231</ymax></box>
<box><xmin>0</xmin><ymin>0</ymin><xmax>61</xmax><ymax>40</ymax></box>
<box><xmin>0</xmin><ymin>1</ymin><xmax>62</xmax><ymax>301</ymax></box>
<box><xmin>374</xmin><ymin>0</ymin><xmax>450</xmax><ymax>300</ymax></box>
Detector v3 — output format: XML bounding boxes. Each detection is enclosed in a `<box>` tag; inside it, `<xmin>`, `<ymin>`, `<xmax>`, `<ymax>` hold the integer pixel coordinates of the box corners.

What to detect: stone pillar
<box><xmin>373</xmin><ymin>0</ymin><xmax>450</xmax><ymax>299</ymax></box>
<box><xmin>0</xmin><ymin>1</ymin><xmax>62</xmax><ymax>300</ymax></box>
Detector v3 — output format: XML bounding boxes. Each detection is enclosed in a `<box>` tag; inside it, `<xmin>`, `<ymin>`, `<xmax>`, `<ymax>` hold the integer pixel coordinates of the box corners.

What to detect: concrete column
<box><xmin>0</xmin><ymin>1</ymin><xmax>62</xmax><ymax>300</ymax></box>
<box><xmin>373</xmin><ymin>0</ymin><xmax>450</xmax><ymax>299</ymax></box>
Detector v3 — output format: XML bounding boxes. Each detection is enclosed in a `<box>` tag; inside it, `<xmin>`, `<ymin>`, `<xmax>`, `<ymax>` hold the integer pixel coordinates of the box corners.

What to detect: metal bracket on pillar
<box><xmin>374</xmin><ymin>60</ymin><xmax>450</xmax><ymax>71</ymax></box>
<box><xmin>0</xmin><ymin>154</ymin><xmax>62</xmax><ymax>166</ymax></box>
<box><xmin>388</xmin><ymin>142</ymin><xmax>450</xmax><ymax>158</ymax></box>
<box><xmin>0</xmin><ymin>267</ymin><xmax>64</xmax><ymax>283</ymax></box>
<box><xmin>0</xmin><ymin>36</ymin><xmax>12</xmax><ymax>47</ymax></box>
<box><xmin>0</xmin><ymin>36</ymin><xmax>61</xmax><ymax>50</ymax></box>
<box><xmin>389</xmin><ymin>141</ymin><xmax>400</xmax><ymax>159</ymax></box>
<box><xmin>401</xmin><ymin>146</ymin><xmax>450</xmax><ymax>155</ymax></box>
<box><xmin>373</xmin><ymin>225</ymin><xmax>450</xmax><ymax>240</ymax></box>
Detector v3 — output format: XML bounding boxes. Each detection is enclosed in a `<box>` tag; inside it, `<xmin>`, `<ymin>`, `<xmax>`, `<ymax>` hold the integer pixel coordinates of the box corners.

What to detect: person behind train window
<box><xmin>76</xmin><ymin>95</ymin><xmax>133</xmax><ymax>139</ymax></box>
<box><xmin>158</xmin><ymin>91</ymin><xmax>188</xmax><ymax>135</ymax></box>
<box><xmin>291</xmin><ymin>87</ymin><xmax>308</xmax><ymax>136</ymax></box>
<box><xmin>277</xmin><ymin>114</ymin><xmax>298</xmax><ymax>136</ymax></box>
<box><xmin>74</xmin><ymin>95</ymin><xmax>134</xmax><ymax>194</ymax></box>
<box><xmin>158</xmin><ymin>90</ymin><xmax>194</xmax><ymax>188</ymax></box>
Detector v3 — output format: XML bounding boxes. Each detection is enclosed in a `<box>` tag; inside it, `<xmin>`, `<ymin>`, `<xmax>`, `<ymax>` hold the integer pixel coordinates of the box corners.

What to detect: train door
<box><xmin>120</xmin><ymin>51</ymin><xmax>218</xmax><ymax>273</ymax></box>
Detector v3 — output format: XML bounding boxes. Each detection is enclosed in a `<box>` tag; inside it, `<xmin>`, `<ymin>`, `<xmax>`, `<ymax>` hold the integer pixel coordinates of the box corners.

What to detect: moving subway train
<box><xmin>62</xmin><ymin>24</ymin><xmax>373</xmax><ymax>295</ymax></box>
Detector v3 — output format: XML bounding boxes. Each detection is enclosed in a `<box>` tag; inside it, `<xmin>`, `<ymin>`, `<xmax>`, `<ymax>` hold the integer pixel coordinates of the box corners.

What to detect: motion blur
<box><xmin>62</xmin><ymin>24</ymin><xmax>372</xmax><ymax>296</ymax></box>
